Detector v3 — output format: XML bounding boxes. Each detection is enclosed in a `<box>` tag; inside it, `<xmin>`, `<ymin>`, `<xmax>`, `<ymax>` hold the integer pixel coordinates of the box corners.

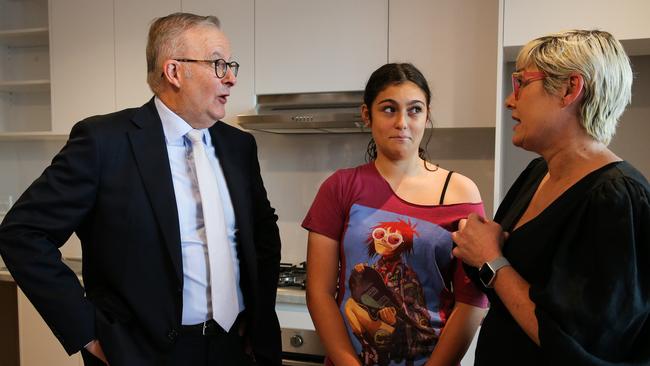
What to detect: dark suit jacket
<box><xmin>0</xmin><ymin>99</ymin><xmax>282</xmax><ymax>365</ymax></box>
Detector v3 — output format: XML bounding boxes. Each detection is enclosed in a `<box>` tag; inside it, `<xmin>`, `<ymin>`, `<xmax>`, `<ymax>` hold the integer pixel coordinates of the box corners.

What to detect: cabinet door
<box><xmin>504</xmin><ymin>0</ymin><xmax>650</xmax><ymax>47</ymax></box>
<box><xmin>50</xmin><ymin>0</ymin><xmax>115</xmax><ymax>133</ymax></box>
<box><xmin>255</xmin><ymin>0</ymin><xmax>388</xmax><ymax>94</ymax></box>
<box><xmin>183</xmin><ymin>0</ymin><xmax>255</xmax><ymax>123</ymax></box>
<box><xmin>18</xmin><ymin>289</ymin><xmax>82</xmax><ymax>366</ymax></box>
<box><xmin>0</xmin><ymin>0</ymin><xmax>51</xmax><ymax>134</ymax></box>
<box><xmin>114</xmin><ymin>0</ymin><xmax>180</xmax><ymax>110</ymax></box>
<box><xmin>389</xmin><ymin>0</ymin><xmax>499</xmax><ymax>128</ymax></box>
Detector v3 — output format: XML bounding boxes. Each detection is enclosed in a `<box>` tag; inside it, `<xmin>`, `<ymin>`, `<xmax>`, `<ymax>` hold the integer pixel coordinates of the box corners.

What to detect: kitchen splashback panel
<box><xmin>253</xmin><ymin>129</ymin><xmax>495</xmax><ymax>264</ymax></box>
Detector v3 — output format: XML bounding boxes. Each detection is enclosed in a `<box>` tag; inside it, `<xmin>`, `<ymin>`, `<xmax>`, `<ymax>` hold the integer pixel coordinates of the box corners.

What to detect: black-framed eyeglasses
<box><xmin>174</xmin><ymin>58</ymin><xmax>239</xmax><ymax>78</ymax></box>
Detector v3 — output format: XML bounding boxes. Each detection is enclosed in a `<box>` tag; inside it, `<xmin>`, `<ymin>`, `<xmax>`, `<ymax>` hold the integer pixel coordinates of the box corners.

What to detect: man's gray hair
<box><xmin>146</xmin><ymin>13</ymin><xmax>221</xmax><ymax>94</ymax></box>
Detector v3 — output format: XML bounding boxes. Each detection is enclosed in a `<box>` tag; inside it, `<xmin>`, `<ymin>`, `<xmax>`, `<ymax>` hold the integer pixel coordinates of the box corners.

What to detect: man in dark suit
<box><xmin>0</xmin><ymin>13</ymin><xmax>281</xmax><ymax>366</ymax></box>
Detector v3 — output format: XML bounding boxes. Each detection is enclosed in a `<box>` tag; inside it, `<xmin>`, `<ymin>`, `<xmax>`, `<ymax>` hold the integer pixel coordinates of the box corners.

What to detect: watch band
<box><xmin>488</xmin><ymin>256</ymin><xmax>510</xmax><ymax>273</ymax></box>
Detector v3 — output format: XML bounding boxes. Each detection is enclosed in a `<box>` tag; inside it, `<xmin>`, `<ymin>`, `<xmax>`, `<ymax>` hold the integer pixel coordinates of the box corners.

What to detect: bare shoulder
<box><xmin>439</xmin><ymin>170</ymin><xmax>482</xmax><ymax>204</ymax></box>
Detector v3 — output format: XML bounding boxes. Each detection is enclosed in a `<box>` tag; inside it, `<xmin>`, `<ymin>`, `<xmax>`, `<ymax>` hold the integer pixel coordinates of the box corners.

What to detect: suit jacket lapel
<box><xmin>127</xmin><ymin>99</ymin><xmax>183</xmax><ymax>283</ymax></box>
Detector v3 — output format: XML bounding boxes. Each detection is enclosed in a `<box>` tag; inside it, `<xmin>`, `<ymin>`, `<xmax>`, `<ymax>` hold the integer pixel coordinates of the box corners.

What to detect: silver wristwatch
<box><xmin>479</xmin><ymin>256</ymin><xmax>511</xmax><ymax>288</ymax></box>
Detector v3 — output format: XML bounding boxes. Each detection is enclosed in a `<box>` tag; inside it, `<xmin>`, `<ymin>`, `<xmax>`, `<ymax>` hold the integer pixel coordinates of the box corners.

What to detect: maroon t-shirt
<box><xmin>303</xmin><ymin>163</ymin><xmax>488</xmax><ymax>366</ymax></box>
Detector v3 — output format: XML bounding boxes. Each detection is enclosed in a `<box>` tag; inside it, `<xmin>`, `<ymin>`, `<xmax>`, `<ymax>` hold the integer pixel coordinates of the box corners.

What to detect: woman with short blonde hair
<box><xmin>453</xmin><ymin>30</ymin><xmax>649</xmax><ymax>365</ymax></box>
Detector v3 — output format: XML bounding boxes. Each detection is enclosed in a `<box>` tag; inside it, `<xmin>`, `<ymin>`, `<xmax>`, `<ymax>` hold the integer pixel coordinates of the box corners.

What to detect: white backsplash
<box><xmin>253</xmin><ymin>129</ymin><xmax>495</xmax><ymax>264</ymax></box>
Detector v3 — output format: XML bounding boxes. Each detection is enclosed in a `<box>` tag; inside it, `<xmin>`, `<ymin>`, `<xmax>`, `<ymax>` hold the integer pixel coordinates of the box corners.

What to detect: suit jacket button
<box><xmin>167</xmin><ymin>329</ymin><xmax>178</xmax><ymax>341</ymax></box>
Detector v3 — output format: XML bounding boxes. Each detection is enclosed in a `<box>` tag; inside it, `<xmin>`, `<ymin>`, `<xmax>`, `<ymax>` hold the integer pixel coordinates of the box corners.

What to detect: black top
<box><xmin>472</xmin><ymin>158</ymin><xmax>650</xmax><ymax>365</ymax></box>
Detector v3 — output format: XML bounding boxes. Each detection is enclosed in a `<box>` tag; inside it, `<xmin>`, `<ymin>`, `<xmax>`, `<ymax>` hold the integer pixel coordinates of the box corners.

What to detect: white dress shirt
<box><xmin>154</xmin><ymin>97</ymin><xmax>244</xmax><ymax>325</ymax></box>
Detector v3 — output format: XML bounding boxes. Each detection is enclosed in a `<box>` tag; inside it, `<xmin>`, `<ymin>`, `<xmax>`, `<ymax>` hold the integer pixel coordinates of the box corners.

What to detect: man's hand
<box><xmin>85</xmin><ymin>339</ymin><xmax>109</xmax><ymax>365</ymax></box>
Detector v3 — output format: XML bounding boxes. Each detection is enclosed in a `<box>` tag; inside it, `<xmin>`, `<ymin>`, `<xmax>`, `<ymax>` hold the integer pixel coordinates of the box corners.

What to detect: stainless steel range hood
<box><xmin>237</xmin><ymin>91</ymin><xmax>368</xmax><ymax>134</ymax></box>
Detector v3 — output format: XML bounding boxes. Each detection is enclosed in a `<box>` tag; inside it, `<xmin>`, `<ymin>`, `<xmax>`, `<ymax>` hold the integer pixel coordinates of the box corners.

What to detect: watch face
<box><xmin>479</xmin><ymin>263</ymin><xmax>494</xmax><ymax>288</ymax></box>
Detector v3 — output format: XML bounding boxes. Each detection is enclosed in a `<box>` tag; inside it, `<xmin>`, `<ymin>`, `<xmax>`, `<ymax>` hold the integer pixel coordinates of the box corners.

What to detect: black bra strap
<box><xmin>439</xmin><ymin>171</ymin><xmax>454</xmax><ymax>205</ymax></box>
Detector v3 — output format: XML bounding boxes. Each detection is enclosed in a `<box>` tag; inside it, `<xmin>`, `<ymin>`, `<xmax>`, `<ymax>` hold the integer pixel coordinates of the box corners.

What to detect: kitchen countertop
<box><xmin>0</xmin><ymin>259</ymin><xmax>306</xmax><ymax>305</ymax></box>
<box><xmin>0</xmin><ymin>268</ymin><xmax>10</xmax><ymax>282</ymax></box>
<box><xmin>276</xmin><ymin>287</ymin><xmax>307</xmax><ymax>305</ymax></box>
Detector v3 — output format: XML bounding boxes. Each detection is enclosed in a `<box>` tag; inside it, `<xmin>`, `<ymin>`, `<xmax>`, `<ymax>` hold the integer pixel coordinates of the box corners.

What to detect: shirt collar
<box><xmin>154</xmin><ymin>97</ymin><xmax>213</xmax><ymax>147</ymax></box>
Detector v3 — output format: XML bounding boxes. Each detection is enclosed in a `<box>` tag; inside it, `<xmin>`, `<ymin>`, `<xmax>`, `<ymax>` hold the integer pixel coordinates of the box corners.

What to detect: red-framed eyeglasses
<box><xmin>511</xmin><ymin>71</ymin><xmax>546</xmax><ymax>100</ymax></box>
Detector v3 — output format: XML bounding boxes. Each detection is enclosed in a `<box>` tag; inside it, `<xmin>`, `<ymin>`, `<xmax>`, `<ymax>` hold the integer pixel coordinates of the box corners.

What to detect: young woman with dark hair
<box><xmin>302</xmin><ymin>63</ymin><xmax>488</xmax><ymax>366</ymax></box>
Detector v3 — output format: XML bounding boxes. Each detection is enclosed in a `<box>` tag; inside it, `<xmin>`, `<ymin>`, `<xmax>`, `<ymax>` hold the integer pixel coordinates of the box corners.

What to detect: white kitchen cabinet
<box><xmin>183</xmin><ymin>0</ymin><xmax>256</xmax><ymax>122</ymax></box>
<box><xmin>255</xmin><ymin>0</ymin><xmax>388</xmax><ymax>95</ymax></box>
<box><xmin>0</xmin><ymin>0</ymin><xmax>51</xmax><ymax>136</ymax></box>
<box><xmin>18</xmin><ymin>288</ymin><xmax>82</xmax><ymax>366</ymax></box>
<box><xmin>114</xmin><ymin>0</ymin><xmax>180</xmax><ymax>110</ymax></box>
<box><xmin>504</xmin><ymin>0</ymin><xmax>650</xmax><ymax>49</ymax></box>
<box><xmin>50</xmin><ymin>0</ymin><xmax>115</xmax><ymax>133</ymax></box>
<box><xmin>389</xmin><ymin>0</ymin><xmax>499</xmax><ymax>128</ymax></box>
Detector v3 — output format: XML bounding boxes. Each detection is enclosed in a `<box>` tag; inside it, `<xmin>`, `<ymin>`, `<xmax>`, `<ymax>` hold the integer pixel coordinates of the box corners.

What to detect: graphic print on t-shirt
<box><xmin>341</xmin><ymin>204</ymin><xmax>455</xmax><ymax>366</ymax></box>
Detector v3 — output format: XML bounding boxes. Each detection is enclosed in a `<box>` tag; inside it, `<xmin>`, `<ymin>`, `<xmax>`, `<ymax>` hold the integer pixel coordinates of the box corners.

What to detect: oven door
<box><xmin>276</xmin><ymin>291</ymin><xmax>325</xmax><ymax>366</ymax></box>
<box><xmin>281</xmin><ymin>328</ymin><xmax>325</xmax><ymax>366</ymax></box>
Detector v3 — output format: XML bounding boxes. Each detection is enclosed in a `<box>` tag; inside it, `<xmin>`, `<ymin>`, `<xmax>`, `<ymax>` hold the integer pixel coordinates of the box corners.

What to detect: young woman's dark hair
<box><xmin>363</xmin><ymin>63</ymin><xmax>436</xmax><ymax>170</ymax></box>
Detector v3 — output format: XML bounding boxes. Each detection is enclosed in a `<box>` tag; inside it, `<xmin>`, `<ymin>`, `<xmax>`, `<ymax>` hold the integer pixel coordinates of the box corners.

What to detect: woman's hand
<box><xmin>454</xmin><ymin>214</ymin><xmax>541</xmax><ymax>345</ymax></box>
<box><xmin>452</xmin><ymin>213</ymin><xmax>507</xmax><ymax>268</ymax></box>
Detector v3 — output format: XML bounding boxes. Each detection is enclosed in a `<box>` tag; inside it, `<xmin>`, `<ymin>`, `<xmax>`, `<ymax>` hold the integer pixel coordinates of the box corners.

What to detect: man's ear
<box><xmin>162</xmin><ymin>60</ymin><xmax>182</xmax><ymax>88</ymax></box>
<box><xmin>562</xmin><ymin>73</ymin><xmax>584</xmax><ymax>107</ymax></box>
<box><xmin>361</xmin><ymin>104</ymin><xmax>371</xmax><ymax>127</ymax></box>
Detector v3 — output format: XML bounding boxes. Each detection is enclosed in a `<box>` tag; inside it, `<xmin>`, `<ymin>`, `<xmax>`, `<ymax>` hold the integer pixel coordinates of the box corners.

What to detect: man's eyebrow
<box><xmin>208</xmin><ymin>49</ymin><xmax>225</xmax><ymax>59</ymax></box>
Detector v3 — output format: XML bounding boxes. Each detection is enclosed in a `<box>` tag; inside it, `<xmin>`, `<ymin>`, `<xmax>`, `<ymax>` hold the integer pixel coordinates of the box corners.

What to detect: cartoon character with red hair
<box><xmin>345</xmin><ymin>218</ymin><xmax>435</xmax><ymax>366</ymax></box>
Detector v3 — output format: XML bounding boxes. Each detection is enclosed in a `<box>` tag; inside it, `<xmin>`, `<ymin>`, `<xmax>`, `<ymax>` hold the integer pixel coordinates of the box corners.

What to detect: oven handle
<box><xmin>282</xmin><ymin>359</ymin><xmax>323</xmax><ymax>366</ymax></box>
